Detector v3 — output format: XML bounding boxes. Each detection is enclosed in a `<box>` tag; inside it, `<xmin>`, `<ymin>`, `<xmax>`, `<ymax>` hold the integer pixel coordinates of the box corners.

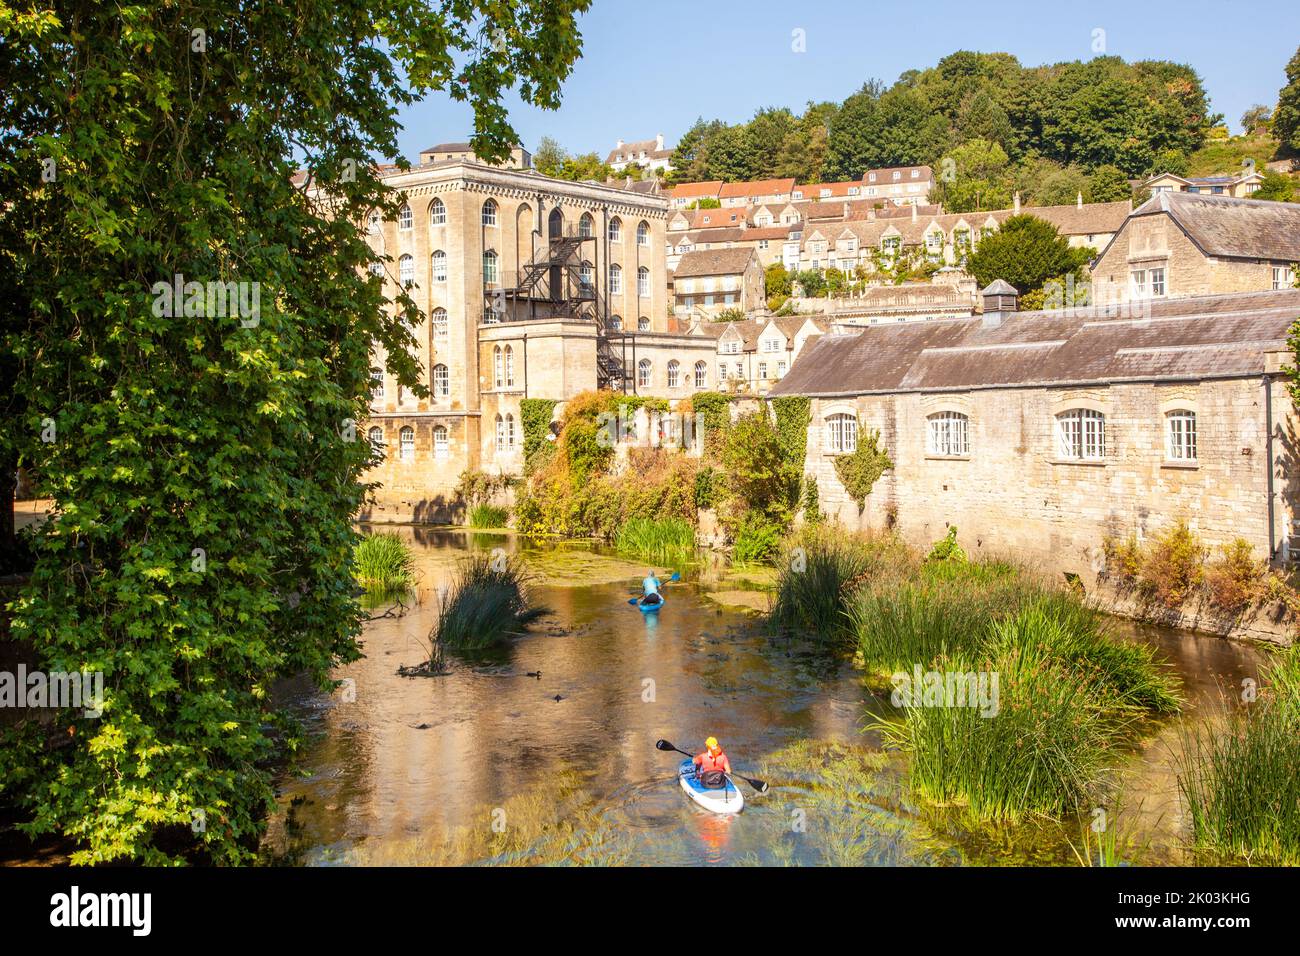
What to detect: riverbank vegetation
<box><xmin>432</xmin><ymin>553</ymin><xmax>548</xmax><ymax>651</ymax></box>
<box><xmin>353</xmin><ymin>533</ymin><xmax>416</xmax><ymax>595</ymax></box>
<box><xmin>1178</xmin><ymin>647</ymin><xmax>1300</xmax><ymax>864</ymax></box>
<box><xmin>613</xmin><ymin>517</ymin><xmax>696</xmax><ymax>565</ymax></box>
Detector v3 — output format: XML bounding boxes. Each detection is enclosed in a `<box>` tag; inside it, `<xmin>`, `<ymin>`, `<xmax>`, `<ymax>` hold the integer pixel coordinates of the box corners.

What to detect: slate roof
<box><xmin>673</xmin><ymin>247</ymin><xmax>759</xmax><ymax>278</ymax></box>
<box><xmin>1128</xmin><ymin>192</ymin><xmax>1300</xmax><ymax>262</ymax></box>
<box><xmin>768</xmin><ymin>288</ymin><xmax>1300</xmax><ymax>397</ymax></box>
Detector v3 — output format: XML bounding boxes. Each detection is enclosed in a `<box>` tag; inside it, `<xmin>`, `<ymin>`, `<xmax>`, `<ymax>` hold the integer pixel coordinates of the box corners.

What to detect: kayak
<box><xmin>637</xmin><ymin>592</ymin><xmax>665</xmax><ymax>614</ymax></box>
<box><xmin>677</xmin><ymin>758</ymin><xmax>743</xmax><ymax>814</ymax></box>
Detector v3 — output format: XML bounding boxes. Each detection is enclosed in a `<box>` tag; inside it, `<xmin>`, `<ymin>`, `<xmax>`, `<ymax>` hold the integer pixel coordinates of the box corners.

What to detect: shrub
<box><xmin>520</xmin><ymin>398</ymin><xmax>558</xmax><ymax>474</ymax></box>
<box><xmin>467</xmin><ymin>504</ymin><xmax>509</xmax><ymax>529</ymax></box>
<box><xmin>1138</xmin><ymin>520</ymin><xmax>1206</xmax><ymax>608</ymax></box>
<box><xmin>732</xmin><ymin>511</ymin><xmax>784</xmax><ymax>565</ymax></box>
<box><xmin>832</xmin><ymin>427</ymin><xmax>892</xmax><ymax>510</ymax></box>
<box><xmin>434</xmin><ymin>552</ymin><xmax>548</xmax><ymax>650</ymax></box>
<box><xmin>1203</xmin><ymin>538</ymin><xmax>1266</xmax><ymax>613</ymax></box>
<box><xmin>720</xmin><ymin>409</ymin><xmax>789</xmax><ymax>526</ymax></box>
<box><xmin>353</xmin><ymin>532</ymin><xmax>416</xmax><ymax>594</ymax></box>
<box><xmin>693</xmin><ymin>466</ymin><xmax>719</xmax><ymax>510</ymax></box>
<box><xmin>1102</xmin><ymin>532</ymin><xmax>1143</xmax><ymax>583</ymax></box>
<box><xmin>613</xmin><ymin>517</ymin><xmax>696</xmax><ymax>565</ymax></box>
<box><xmin>926</xmin><ymin>525</ymin><xmax>966</xmax><ymax>563</ymax></box>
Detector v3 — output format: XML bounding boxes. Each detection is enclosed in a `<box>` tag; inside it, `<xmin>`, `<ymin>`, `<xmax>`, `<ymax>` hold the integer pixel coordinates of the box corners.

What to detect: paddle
<box><xmin>626</xmin><ymin>571</ymin><xmax>681</xmax><ymax>605</ymax></box>
<box><xmin>655</xmin><ymin>738</ymin><xmax>769</xmax><ymax>793</ymax></box>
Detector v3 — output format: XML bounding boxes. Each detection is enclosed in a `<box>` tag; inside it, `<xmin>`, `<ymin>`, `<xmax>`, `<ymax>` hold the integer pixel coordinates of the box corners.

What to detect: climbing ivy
<box><xmin>520</xmin><ymin>398</ymin><xmax>558</xmax><ymax>473</ymax></box>
<box><xmin>688</xmin><ymin>391</ymin><xmax>731</xmax><ymax>459</ymax></box>
<box><xmin>772</xmin><ymin>396</ymin><xmax>811</xmax><ymax>511</ymax></box>
<box><xmin>833</xmin><ymin>427</ymin><xmax>893</xmax><ymax>511</ymax></box>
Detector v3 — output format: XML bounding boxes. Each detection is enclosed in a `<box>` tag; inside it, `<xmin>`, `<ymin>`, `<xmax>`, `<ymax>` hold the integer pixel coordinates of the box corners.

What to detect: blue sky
<box><xmin>394</xmin><ymin>0</ymin><xmax>1297</xmax><ymax>162</ymax></box>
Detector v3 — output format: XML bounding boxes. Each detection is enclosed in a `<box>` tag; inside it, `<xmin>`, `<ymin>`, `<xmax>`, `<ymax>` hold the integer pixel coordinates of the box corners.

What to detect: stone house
<box><xmin>1142</xmin><ymin>169</ymin><xmax>1265</xmax><ymax>199</ymax></box>
<box><xmin>672</xmin><ymin>247</ymin><xmax>765</xmax><ymax>320</ymax></box>
<box><xmin>687</xmin><ymin>315</ymin><xmax>825</xmax><ymax>394</ymax></box>
<box><xmin>606</xmin><ymin>134</ymin><xmax>674</xmax><ymax>174</ymax></box>
<box><xmin>769</xmin><ymin>287</ymin><xmax>1300</xmax><ymax>584</ymax></box>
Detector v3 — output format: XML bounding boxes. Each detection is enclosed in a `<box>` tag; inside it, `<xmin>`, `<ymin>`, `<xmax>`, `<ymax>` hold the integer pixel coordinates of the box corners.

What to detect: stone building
<box><xmin>769</xmin><ymin>287</ymin><xmax>1300</xmax><ymax>583</ymax></box>
<box><xmin>1091</xmin><ymin>192</ymin><xmax>1300</xmax><ymax>305</ymax></box>
<box><xmin>685</xmin><ymin>315</ymin><xmax>826</xmax><ymax>394</ymax></box>
<box><xmin>606</xmin><ymin>134</ymin><xmax>674</xmax><ymax>174</ymax></box>
<box><xmin>671</xmin><ymin>247</ymin><xmax>765</xmax><ymax>321</ymax></box>
<box><xmin>1142</xmin><ymin>169</ymin><xmax>1265</xmax><ymax>199</ymax></box>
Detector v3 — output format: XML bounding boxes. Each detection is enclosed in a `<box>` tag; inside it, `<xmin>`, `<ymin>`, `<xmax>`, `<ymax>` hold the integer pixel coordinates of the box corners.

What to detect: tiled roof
<box><xmin>674</xmin><ymin>247</ymin><xmax>760</xmax><ymax>278</ymax></box>
<box><xmin>769</xmin><ymin>288</ymin><xmax>1300</xmax><ymax>397</ymax></box>
<box><xmin>423</xmin><ymin>142</ymin><xmax>472</xmax><ymax>153</ymax></box>
<box><xmin>1132</xmin><ymin>191</ymin><xmax>1300</xmax><ymax>262</ymax></box>
<box><xmin>692</xmin><ymin>207</ymin><xmax>749</xmax><ymax>229</ymax></box>
<box><xmin>718</xmin><ymin>178</ymin><xmax>796</xmax><ymax>199</ymax></box>
<box><xmin>668</xmin><ymin>181</ymin><xmax>724</xmax><ymax>200</ymax></box>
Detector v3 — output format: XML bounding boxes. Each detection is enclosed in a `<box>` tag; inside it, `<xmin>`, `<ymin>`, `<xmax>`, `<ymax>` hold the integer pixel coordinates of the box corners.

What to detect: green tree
<box><xmin>1252</xmin><ymin>170</ymin><xmax>1297</xmax><ymax>202</ymax></box>
<box><xmin>1273</xmin><ymin>46</ymin><xmax>1300</xmax><ymax>157</ymax></box>
<box><xmin>1086</xmin><ymin>164</ymin><xmax>1133</xmax><ymax>203</ymax></box>
<box><xmin>1241</xmin><ymin>104</ymin><xmax>1272</xmax><ymax>134</ymax></box>
<box><xmin>765</xmin><ymin>263</ymin><xmax>793</xmax><ymax>309</ymax></box>
<box><xmin>967</xmin><ymin>215</ymin><xmax>1092</xmax><ymax>297</ymax></box>
<box><xmin>934</xmin><ymin>138</ymin><xmax>1011</xmax><ymax>212</ymax></box>
<box><xmin>721</xmin><ymin>410</ymin><xmax>789</xmax><ymax>525</ymax></box>
<box><xmin>0</xmin><ymin>0</ymin><xmax>589</xmax><ymax>864</ymax></box>
<box><xmin>534</xmin><ymin>136</ymin><xmax>569</xmax><ymax>177</ymax></box>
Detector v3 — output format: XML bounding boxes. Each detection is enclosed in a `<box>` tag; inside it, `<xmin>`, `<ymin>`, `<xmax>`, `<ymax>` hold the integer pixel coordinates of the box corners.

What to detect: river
<box><xmin>259</xmin><ymin>527</ymin><xmax>1267</xmax><ymax>866</ymax></box>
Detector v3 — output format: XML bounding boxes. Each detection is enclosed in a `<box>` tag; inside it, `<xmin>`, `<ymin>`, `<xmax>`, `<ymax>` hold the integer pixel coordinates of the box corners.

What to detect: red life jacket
<box><xmin>695</xmin><ymin>749</ymin><xmax>730</xmax><ymax>774</ymax></box>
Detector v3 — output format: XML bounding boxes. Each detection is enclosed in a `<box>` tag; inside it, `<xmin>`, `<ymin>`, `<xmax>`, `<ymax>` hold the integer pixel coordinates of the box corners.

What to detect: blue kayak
<box><xmin>637</xmin><ymin>592</ymin><xmax>665</xmax><ymax>614</ymax></box>
<box><xmin>677</xmin><ymin>758</ymin><xmax>743</xmax><ymax>813</ymax></box>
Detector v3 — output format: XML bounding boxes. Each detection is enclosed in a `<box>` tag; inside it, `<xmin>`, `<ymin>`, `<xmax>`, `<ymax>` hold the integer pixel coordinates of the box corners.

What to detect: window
<box><xmin>637</xmin><ymin>358</ymin><xmax>651</xmax><ymax>388</ymax></box>
<box><xmin>609</xmin><ymin>315</ymin><xmax>622</xmax><ymax>331</ymax></box>
<box><xmin>638</xmin><ymin>266</ymin><xmax>650</xmax><ymax>297</ymax></box>
<box><xmin>482</xmin><ymin>199</ymin><xmax>498</xmax><ymax>227</ymax></box>
<box><xmin>882</xmin><ymin>236</ymin><xmax>901</xmax><ymax>255</ymax></box>
<box><xmin>1273</xmin><ymin>265</ymin><xmax>1295</xmax><ymax>290</ymax></box>
<box><xmin>483</xmin><ymin>250</ymin><xmax>499</xmax><ymax>286</ymax></box>
<box><xmin>758</xmin><ymin>362</ymin><xmax>768</xmax><ymax>380</ymax></box>
<box><xmin>398</xmin><ymin>204</ymin><xmax>412</xmax><ymax>231</ymax></box>
<box><xmin>370</xmin><ymin>369</ymin><xmax>384</xmax><ymax>400</ymax></box>
<box><xmin>579</xmin><ymin>213</ymin><xmax>593</xmax><ymax>238</ymax></box>
<box><xmin>398</xmin><ymin>254</ymin><xmax>414</xmax><ymax>287</ymax></box>
<box><xmin>368</xmin><ymin>210</ymin><xmax>381</xmax><ymax>234</ymax></box>
<box><xmin>1056</xmin><ymin>409</ymin><xmax>1105</xmax><ymax>460</ymax></box>
<box><xmin>432</xmin><ymin>308</ymin><xmax>448</xmax><ymax>339</ymax></box>
<box><xmin>825</xmin><ymin>413</ymin><xmax>857</xmax><ymax>454</ymax></box>
<box><xmin>1131</xmin><ymin>267</ymin><xmax>1166</xmax><ymax>298</ymax></box>
<box><xmin>367</xmin><ymin>425</ymin><xmax>385</xmax><ymax>449</ymax></box>
<box><xmin>667</xmin><ymin>360</ymin><xmax>680</xmax><ymax>388</ymax></box>
<box><xmin>777</xmin><ymin>361</ymin><xmax>786</xmax><ymax>377</ymax></box>
<box><xmin>493</xmin><ymin>345</ymin><xmax>504</xmax><ymax>388</ymax></box>
<box><xmin>608</xmin><ymin>263</ymin><xmax>622</xmax><ymax>294</ymax></box>
<box><xmin>638</xmin><ymin>316</ymin><xmax>650</xmax><ymax>332</ymax></box>
<box><xmin>608</xmin><ymin>217</ymin><xmax>622</xmax><ymax>242</ymax></box>
<box><xmin>504</xmin><ymin>345</ymin><xmax>515</xmax><ymax>387</ymax></box>
<box><xmin>927</xmin><ymin>411</ymin><xmax>969</xmax><ymax>456</ymax></box>
<box><xmin>637</xmin><ymin>221</ymin><xmax>650</xmax><ymax>246</ymax></box>
<box><xmin>1166</xmin><ymin>409</ymin><xmax>1197</xmax><ymax>461</ymax></box>
<box><xmin>369</xmin><ymin>260</ymin><xmax>384</xmax><ymax>278</ymax></box>
<box><xmin>429</xmin><ymin>198</ymin><xmax>446</xmax><ymax>226</ymax></box>
<box><xmin>399</xmin><ymin>426</ymin><xmax>415</xmax><ymax>462</ymax></box>
<box><xmin>433</xmin><ymin>425</ymin><xmax>449</xmax><ymax>459</ymax></box>
<box><xmin>694</xmin><ymin>361</ymin><xmax>707</xmax><ymax>388</ymax></box>
<box><xmin>433</xmin><ymin>363</ymin><xmax>449</xmax><ymax>398</ymax></box>
<box><xmin>495</xmin><ymin>414</ymin><xmax>515</xmax><ymax>451</ymax></box>
<box><xmin>431</xmin><ymin>250</ymin><xmax>447</xmax><ymax>282</ymax></box>
<box><xmin>717</xmin><ymin>363</ymin><xmax>727</xmax><ymax>381</ymax></box>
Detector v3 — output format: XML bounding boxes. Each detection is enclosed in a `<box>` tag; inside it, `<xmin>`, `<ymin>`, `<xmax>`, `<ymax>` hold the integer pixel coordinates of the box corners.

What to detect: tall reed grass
<box><xmin>433</xmin><ymin>552</ymin><xmax>548</xmax><ymax>651</ymax></box>
<box><xmin>468</xmin><ymin>503</ymin><xmax>509</xmax><ymax>529</ymax></box>
<box><xmin>353</xmin><ymin>532</ymin><xmax>415</xmax><ymax>594</ymax></box>
<box><xmin>769</xmin><ymin>526</ymin><xmax>890</xmax><ymax>646</ymax></box>
<box><xmin>612</xmin><ymin>517</ymin><xmax>696</xmax><ymax>565</ymax></box>
<box><xmin>1178</xmin><ymin>647</ymin><xmax>1300</xmax><ymax>864</ymax></box>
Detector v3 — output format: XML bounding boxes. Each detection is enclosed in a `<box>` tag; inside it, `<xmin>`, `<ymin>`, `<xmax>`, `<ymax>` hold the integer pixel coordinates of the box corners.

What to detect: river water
<box><xmin>260</xmin><ymin>528</ymin><xmax>1267</xmax><ymax>867</ymax></box>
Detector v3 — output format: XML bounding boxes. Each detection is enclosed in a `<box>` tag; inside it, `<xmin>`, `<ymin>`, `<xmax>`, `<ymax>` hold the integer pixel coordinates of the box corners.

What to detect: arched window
<box><xmin>433</xmin><ymin>363</ymin><xmax>449</xmax><ymax>398</ymax></box>
<box><xmin>637</xmin><ymin>266</ymin><xmax>650</xmax><ymax>297</ymax></box>
<box><xmin>579</xmin><ymin>260</ymin><xmax>594</xmax><ymax>293</ymax></box>
<box><xmin>504</xmin><ymin>345</ymin><xmax>515</xmax><ymax>387</ymax></box>
<box><xmin>431</xmin><ymin>250</ymin><xmax>447</xmax><ymax>282</ymax></box>
<box><xmin>579</xmin><ymin>213</ymin><xmax>594</xmax><ymax>238</ymax></box>
<box><xmin>637</xmin><ymin>221</ymin><xmax>650</xmax><ymax>247</ymax></box>
<box><xmin>367</xmin><ymin>210</ymin><xmax>381</xmax><ymax>234</ymax></box>
<box><xmin>638</xmin><ymin>316</ymin><xmax>650</xmax><ymax>331</ymax></box>
<box><xmin>429</xmin><ymin>197</ymin><xmax>446</xmax><ymax>226</ymax></box>
<box><xmin>495</xmin><ymin>414</ymin><xmax>505</xmax><ymax>450</ymax></box>
<box><xmin>433</xmin><ymin>425</ymin><xmax>449</xmax><ymax>459</ymax></box>
<box><xmin>482</xmin><ymin>199</ymin><xmax>498</xmax><ymax>227</ymax></box>
<box><xmin>608</xmin><ymin>263</ymin><xmax>622</xmax><ymax>294</ymax></box>
<box><xmin>398</xmin><ymin>254</ymin><xmax>414</xmax><ymax>287</ymax></box>
<box><xmin>506</xmin><ymin>413</ymin><xmax>515</xmax><ymax>448</ymax></box>
<box><xmin>369</xmin><ymin>260</ymin><xmax>384</xmax><ymax>277</ymax></box>
<box><xmin>397</xmin><ymin>204</ymin><xmax>413</xmax><ymax>231</ymax></box>
<box><xmin>367</xmin><ymin>425</ymin><xmax>385</xmax><ymax>448</ymax></box>
<box><xmin>495</xmin><ymin>414</ymin><xmax>516</xmax><ymax>450</ymax></box>
<box><xmin>399</xmin><ymin>426</ymin><xmax>415</xmax><ymax>462</ymax></box>
<box><xmin>608</xmin><ymin>217</ymin><xmax>622</xmax><ymax>242</ymax></box>
<box><xmin>694</xmin><ymin>361</ymin><xmax>707</xmax><ymax>389</ymax></box>
<box><xmin>483</xmin><ymin>250</ymin><xmax>499</xmax><ymax>285</ymax></box>
<box><xmin>609</xmin><ymin>315</ymin><xmax>622</xmax><ymax>331</ymax></box>
<box><xmin>493</xmin><ymin>345</ymin><xmax>504</xmax><ymax>388</ymax></box>
<box><xmin>370</xmin><ymin>369</ymin><xmax>384</xmax><ymax>400</ymax></box>
<box><xmin>825</xmin><ymin>413</ymin><xmax>857</xmax><ymax>454</ymax></box>
<box><xmin>637</xmin><ymin>358</ymin><xmax>651</xmax><ymax>388</ymax></box>
<box><xmin>927</xmin><ymin>411</ymin><xmax>969</xmax><ymax>456</ymax></box>
<box><xmin>1166</xmin><ymin>409</ymin><xmax>1197</xmax><ymax>461</ymax></box>
<box><xmin>432</xmin><ymin>308</ymin><xmax>448</xmax><ymax>339</ymax></box>
<box><xmin>667</xmin><ymin>360</ymin><xmax>680</xmax><ymax>388</ymax></box>
<box><xmin>1056</xmin><ymin>409</ymin><xmax>1105</xmax><ymax>460</ymax></box>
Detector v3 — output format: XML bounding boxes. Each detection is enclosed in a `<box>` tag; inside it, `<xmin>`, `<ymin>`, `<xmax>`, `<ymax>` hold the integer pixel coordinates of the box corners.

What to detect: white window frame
<box><xmin>431</xmin><ymin>250</ymin><xmax>447</xmax><ymax>282</ymax></box>
<box><xmin>399</xmin><ymin>426</ymin><xmax>415</xmax><ymax>462</ymax></box>
<box><xmin>694</xmin><ymin>361</ymin><xmax>707</xmax><ymax>388</ymax></box>
<box><xmin>433</xmin><ymin>425</ymin><xmax>449</xmax><ymax>460</ymax></box>
<box><xmin>429</xmin><ymin>198</ymin><xmax>446</xmax><ymax>226</ymax></box>
<box><xmin>433</xmin><ymin>363</ymin><xmax>450</xmax><ymax>398</ymax></box>
<box><xmin>825</xmin><ymin>413</ymin><xmax>858</xmax><ymax>454</ymax></box>
<box><xmin>667</xmin><ymin>360</ymin><xmax>680</xmax><ymax>388</ymax></box>
<box><xmin>397</xmin><ymin>204</ymin><xmax>413</xmax><ymax>231</ymax></box>
<box><xmin>1165</xmin><ymin>409</ymin><xmax>1197</xmax><ymax>462</ymax></box>
<box><xmin>482</xmin><ymin>200</ymin><xmax>498</xmax><ymax>227</ymax></box>
<box><xmin>1056</xmin><ymin>409</ymin><xmax>1105</xmax><ymax>461</ymax></box>
<box><xmin>927</xmin><ymin>411</ymin><xmax>970</xmax><ymax>457</ymax></box>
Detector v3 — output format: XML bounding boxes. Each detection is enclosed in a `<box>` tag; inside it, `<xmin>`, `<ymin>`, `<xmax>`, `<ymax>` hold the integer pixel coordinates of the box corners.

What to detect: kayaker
<box><xmin>693</xmin><ymin>736</ymin><xmax>732</xmax><ymax>789</ymax></box>
<box><xmin>641</xmin><ymin>570</ymin><xmax>662</xmax><ymax>606</ymax></box>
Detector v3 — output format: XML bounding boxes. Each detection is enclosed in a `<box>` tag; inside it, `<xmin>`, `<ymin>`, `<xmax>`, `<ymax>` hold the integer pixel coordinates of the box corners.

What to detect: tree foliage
<box><xmin>0</xmin><ymin>0</ymin><xmax>590</xmax><ymax>863</ymax></box>
<box><xmin>966</xmin><ymin>215</ymin><xmax>1092</xmax><ymax>297</ymax></box>
<box><xmin>1273</xmin><ymin>46</ymin><xmax>1300</xmax><ymax>157</ymax></box>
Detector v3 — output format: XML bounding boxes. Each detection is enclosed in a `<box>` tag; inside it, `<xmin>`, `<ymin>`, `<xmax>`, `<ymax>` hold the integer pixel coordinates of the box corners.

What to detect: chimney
<box><xmin>656</xmin><ymin>133</ymin><xmax>664</xmax><ymax>151</ymax></box>
<box><xmin>616</xmin><ymin>139</ymin><xmax>624</xmax><ymax>149</ymax></box>
<box><xmin>1076</xmin><ymin>191</ymin><xmax>1083</xmax><ymax>209</ymax></box>
<box><xmin>980</xmin><ymin>280</ymin><xmax>1019</xmax><ymax>328</ymax></box>
<box><xmin>911</xmin><ymin>203</ymin><xmax>917</xmax><ymax>222</ymax></box>
<box><xmin>1013</xmin><ymin>191</ymin><xmax>1021</xmax><ymax>215</ymax></box>
<box><xmin>842</xmin><ymin>202</ymin><xmax>849</xmax><ymax>220</ymax></box>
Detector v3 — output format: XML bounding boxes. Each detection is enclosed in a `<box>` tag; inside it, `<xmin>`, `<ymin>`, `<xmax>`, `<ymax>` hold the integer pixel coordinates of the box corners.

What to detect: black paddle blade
<box><xmin>655</xmin><ymin>739</ymin><xmax>674</xmax><ymax>751</ymax></box>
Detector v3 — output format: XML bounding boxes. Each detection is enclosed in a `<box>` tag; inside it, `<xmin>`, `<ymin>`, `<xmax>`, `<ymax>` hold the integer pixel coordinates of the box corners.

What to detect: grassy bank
<box><xmin>612</xmin><ymin>517</ymin><xmax>696</xmax><ymax>565</ymax></box>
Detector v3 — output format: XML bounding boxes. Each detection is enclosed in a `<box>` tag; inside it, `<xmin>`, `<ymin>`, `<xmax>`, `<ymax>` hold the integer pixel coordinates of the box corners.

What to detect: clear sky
<box><xmin>393</xmin><ymin>0</ymin><xmax>1297</xmax><ymax>162</ymax></box>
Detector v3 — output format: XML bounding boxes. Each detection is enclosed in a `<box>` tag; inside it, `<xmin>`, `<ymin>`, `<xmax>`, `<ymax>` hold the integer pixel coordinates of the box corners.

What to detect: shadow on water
<box><xmin>261</xmin><ymin>528</ymin><xmax>1268</xmax><ymax>867</ymax></box>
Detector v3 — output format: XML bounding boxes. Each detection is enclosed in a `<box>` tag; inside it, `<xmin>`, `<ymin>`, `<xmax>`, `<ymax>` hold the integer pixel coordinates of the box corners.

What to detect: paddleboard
<box><xmin>678</xmin><ymin>758</ymin><xmax>743</xmax><ymax>814</ymax></box>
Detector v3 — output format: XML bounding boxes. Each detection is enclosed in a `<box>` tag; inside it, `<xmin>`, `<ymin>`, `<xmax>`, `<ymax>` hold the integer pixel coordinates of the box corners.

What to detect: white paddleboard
<box><xmin>678</xmin><ymin>758</ymin><xmax>744</xmax><ymax>814</ymax></box>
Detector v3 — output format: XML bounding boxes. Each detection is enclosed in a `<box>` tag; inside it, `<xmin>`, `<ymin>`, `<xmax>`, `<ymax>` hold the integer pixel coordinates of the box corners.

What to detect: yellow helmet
<box><xmin>705</xmin><ymin>736</ymin><xmax>719</xmax><ymax>751</ymax></box>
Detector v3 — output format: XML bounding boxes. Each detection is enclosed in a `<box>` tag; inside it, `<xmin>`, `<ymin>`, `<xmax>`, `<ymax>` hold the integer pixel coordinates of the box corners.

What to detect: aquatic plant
<box><xmin>353</xmin><ymin>532</ymin><xmax>415</xmax><ymax>594</ymax></box>
<box><xmin>769</xmin><ymin>525</ymin><xmax>885</xmax><ymax>645</ymax></box>
<box><xmin>613</xmin><ymin>516</ymin><xmax>696</xmax><ymax>565</ymax></box>
<box><xmin>1177</xmin><ymin>647</ymin><xmax>1300</xmax><ymax>864</ymax></box>
<box><xmin>433</xmin><ymin>552</ymin><xmax>548</xmax><ymax>650</ymax></box>
<box><xmin>731</xmin><ymin>511</ymin><xmax>784</xmax><ymax>565</ymax></box>
<box><xmin>467</xmin><ymin>503</ymin><xmax>510</xmax><ymax>529</ymax></box>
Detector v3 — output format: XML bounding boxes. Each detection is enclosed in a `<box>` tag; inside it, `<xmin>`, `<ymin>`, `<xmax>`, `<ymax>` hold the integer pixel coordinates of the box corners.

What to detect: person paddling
<box><xmin>693</xmin><ymin>736</ymin><xmax>732</xmax><ymax>789</ymax></box>
<box><xmin>641</xmin><ymin>570</ymin><xmax>663</xmax><ymax>607</ymax></box>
